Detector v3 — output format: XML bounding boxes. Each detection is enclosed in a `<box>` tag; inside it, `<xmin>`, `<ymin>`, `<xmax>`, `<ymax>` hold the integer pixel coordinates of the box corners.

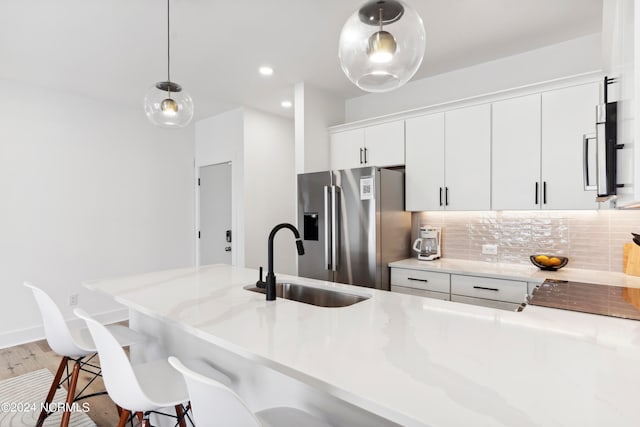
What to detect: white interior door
<box><xmin>199</xmin><ymin>162</ymin><xmax>232</xmax><ymax>265</ymax></box>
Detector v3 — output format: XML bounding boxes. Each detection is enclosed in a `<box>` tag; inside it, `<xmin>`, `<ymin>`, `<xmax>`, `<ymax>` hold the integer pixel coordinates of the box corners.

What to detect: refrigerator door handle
<box><xmin>595</xmin><ymin>110</ymin><xmax>608</xmax><ymax>196</ymax></box>
<box><xmin>331</xmin><ymin>185</ymin><xmax>340</xmax><ymax>271</ymax></box>
<box><xmin>324</xmin><ymin>185</ymin><xmax>332</xmax><ymax>270</ymax></box>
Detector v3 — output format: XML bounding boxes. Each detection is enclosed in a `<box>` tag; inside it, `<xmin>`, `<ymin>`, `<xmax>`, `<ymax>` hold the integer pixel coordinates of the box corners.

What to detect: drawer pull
<box><xmin>473</xmin><ymin>285</ymin><xmax>499</xmax><ymax>292</ymax></box>
<box><xmin>408</xmin><ymin>277</ymin><xmax>429</xmax><ymax>283</ymax></box>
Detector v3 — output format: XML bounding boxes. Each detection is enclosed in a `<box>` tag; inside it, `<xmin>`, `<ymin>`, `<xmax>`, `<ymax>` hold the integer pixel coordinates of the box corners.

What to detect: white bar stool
<box><xmin>74</xmin><ymin>308</ymin><xmax>232</xmax><ymax>427</ymax></box>
<box><xmin>24</xmin><ymin>282</ymin><xmax>145</xmax><ymax>427</ymax></box>
<box><xmin>168</xmin><ymin>356</ymin><xmax>334</xmax><ymax>427</ymax></box>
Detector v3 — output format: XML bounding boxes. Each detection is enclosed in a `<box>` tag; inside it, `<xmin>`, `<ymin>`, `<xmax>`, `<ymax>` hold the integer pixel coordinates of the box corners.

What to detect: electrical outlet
<box><xmin>69</xmin><ymin>293</ymin><xmax>78</xmax><ymax>306</ymax></box>
<box><xmin>482</xmin><ymin>244</ymin><xmax>498</xmax><ymax>255</ymax></box>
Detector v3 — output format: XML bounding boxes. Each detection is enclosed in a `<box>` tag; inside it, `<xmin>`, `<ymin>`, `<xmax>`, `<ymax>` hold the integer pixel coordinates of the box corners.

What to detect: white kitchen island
<box><xmin>85</xmin><ymin>264</ymin><xmax>640</xmax><ymax>427</ymax></box>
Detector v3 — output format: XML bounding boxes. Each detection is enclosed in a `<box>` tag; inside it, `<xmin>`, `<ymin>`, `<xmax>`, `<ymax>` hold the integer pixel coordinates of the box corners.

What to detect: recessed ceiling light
<box><xmin>259</xmin><ymin>66</ymin><xmax>274</xmax><ymax>76</ymax></box>
<box><xmin>281</xmin><ymin>101</ymin><xmax>293</xmax><ymax>108</ymax></box>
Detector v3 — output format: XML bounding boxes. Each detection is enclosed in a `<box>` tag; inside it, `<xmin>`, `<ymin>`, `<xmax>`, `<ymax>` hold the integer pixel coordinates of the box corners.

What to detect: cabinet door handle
<box><xmin>543</xmin><ymin>181</ymin><xmax>547</xmax><ymax>204</ymax></box>
<box><xmin>439</xmin><ymin>187</ymin><xmax>443</xmax><ymax>206</ymax></box>
<box><xmin>445</xmin><ymin>187</ymin><xmax>449</xmax><ymax>206</ymax></box>
<box><xmin>408</xmin><ymin>277</ymin><xmax>429</xmax><ymax>283</ymax></box>
<box><xmin>359</xmin><ymin>148</ymin><xmax>363</xmax><ymax>164</ymax></box>
<box><xmin>364</xmin><ymin>147</ymin><xmax>368</xmax><ymax>164</ymax></box>
<box><xmin>535</xmin><ymin>182</ymin><xmax>539</xmax><ymax>205</ymax></box>
<box><xmin>473</xmin><ymin>286</ymin><xmax>499</xmax><ymax>292</ymax></box>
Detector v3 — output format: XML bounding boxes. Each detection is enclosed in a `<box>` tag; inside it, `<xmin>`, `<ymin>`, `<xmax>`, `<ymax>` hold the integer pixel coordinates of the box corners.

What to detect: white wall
<box><xmin>195</xmin><ymin>108</ymin><xmax>297</xmax><ymax>275</ymax></box>
<box><xmin>0</xmin><ymin>79</ymin><xmax>195</xmax><ymax>348</ymax></box>
<box><xmin>294</xmin><ymin>83</ymin><xmax>345</xmax><ymax>174</ymax></box>
<box><xmin>195</xmin><ymin>109</ymin><xmax>245</xmax><ymax>267</ymax></box>
<box><xmin>244</xmin><ymin>109</ymin><xmax>297</xmax><ymax>274</ymax></box>
<box><xmin>345</xmin><ymin>33</ymin><xmax>603</xmax><ymax>122</ymax></box>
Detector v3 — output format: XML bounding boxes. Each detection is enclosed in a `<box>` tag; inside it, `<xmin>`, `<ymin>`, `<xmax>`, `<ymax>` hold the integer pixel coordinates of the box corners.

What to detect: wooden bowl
<box><xmin>530</xmin><ymin>255</ymin><xmax>569</xmax><ymax>271</ymax></box>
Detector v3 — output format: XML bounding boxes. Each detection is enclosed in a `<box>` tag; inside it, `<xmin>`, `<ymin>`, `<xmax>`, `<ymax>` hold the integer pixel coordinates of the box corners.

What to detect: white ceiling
<box><xmin>0</xmin><ymin>0</ymin><xmax>602</xmax><ymax>121</ymax></box>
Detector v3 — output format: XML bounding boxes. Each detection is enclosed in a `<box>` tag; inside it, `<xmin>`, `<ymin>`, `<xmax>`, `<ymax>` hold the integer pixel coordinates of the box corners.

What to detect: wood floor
<box><xmin>0</xmin><ymin>339</ymin><xmax>128</xmax><ymax>426</ymax></box>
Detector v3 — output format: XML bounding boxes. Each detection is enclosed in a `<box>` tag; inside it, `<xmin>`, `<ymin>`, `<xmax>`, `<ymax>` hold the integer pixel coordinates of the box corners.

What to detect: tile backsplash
<box><xmin>413</xmin><ymin>210</ymin><xmax>640</xmax><ymax>272</ymax></box>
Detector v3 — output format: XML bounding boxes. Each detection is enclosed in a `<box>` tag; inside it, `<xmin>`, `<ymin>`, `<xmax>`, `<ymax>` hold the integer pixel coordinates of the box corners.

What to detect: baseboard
<box><xmin>0</xmin><ymin>308</ymin><xmax>129</xmax><ymax>350</ymax></box>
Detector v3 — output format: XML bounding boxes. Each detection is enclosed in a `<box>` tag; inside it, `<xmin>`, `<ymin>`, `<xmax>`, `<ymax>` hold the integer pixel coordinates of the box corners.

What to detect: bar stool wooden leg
<box><xmin>36</xmin><ymin>356</ymin><xmax>68</xmax><ymax>427</ymax></box>
<box><xmin>175</xmin><ymin>404</ymin><xmax>187</xmax><ymax>427</ymax></box>
<box><xmin>141</xmin><ymin>413</ymin><xmax>152</xmax><ymax>427</ymax></box>
<box><xmin>60</xmin><ymin>361</ymin><xmax>81</xmax><ymax>427</ymax></box>
<box><xmin>116</xmin><ymin>408</ymin><xmax>130</xmax><ymax>427</ymax></box>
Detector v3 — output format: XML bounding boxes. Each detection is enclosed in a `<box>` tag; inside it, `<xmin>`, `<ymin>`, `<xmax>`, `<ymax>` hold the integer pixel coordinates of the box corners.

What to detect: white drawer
<box><xmin>391</xmin><ymin>285</ymin><xmax>450</xmax><ymax>301</ymax></box>
<box><xmin>390</xmin><ymin>268</ymin><xmax>450</xmax><ymax>293</ymax></box>
<box><xmin>451</xmin><ymin>295</ymin><xmax>523</xmax><ymax>311</ymax></box>
<box><xmin>451</xmin><ymin>274</ymin><xmax>526</xmax><ymax>304</ymax></box>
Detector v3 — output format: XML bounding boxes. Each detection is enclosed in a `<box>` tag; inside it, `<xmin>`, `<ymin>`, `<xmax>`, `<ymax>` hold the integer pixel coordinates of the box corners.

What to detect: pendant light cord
<box><xmin>167</xmin><ymin>0</ymin><xmax>171</xmax><ymax>94</ymax></box>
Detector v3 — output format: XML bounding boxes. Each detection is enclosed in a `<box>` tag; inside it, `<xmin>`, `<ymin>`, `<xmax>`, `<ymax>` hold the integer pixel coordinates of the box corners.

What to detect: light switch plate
<box><xmin>482</xmin><ymin>244</ymin><xmax>498</xmax><ymax>255</ymax></box>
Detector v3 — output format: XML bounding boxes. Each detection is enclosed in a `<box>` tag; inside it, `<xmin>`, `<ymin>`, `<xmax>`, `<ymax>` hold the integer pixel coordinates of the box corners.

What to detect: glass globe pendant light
<box><xmin>143</xmin><ymin>0</ymin><xmax>194</xmax><ymax>128</ymax></box>
<box><xmin>338</xmin><ymin>0</ymin><xmax>426</xmax><ymax>93</ymax></box>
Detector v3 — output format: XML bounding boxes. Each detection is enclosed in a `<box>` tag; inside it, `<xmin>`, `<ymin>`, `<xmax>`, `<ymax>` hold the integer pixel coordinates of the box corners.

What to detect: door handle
<box><xmin>535</xmin><ymin>182</ymin><xmax>539</xmax><ymax>205</ymax></box>
<box><xmin>543</xmin><ymin>181</ymin><xmax>547</xmax><ymax>204</ymax></box>
<box><xmin>364</xmin><ymin>147</ymin><xmax>368</xmax><ymax>164</ymax></box>
<box><xmin>331</xmin><ymin>185</ymin><xmax>340</xmax><ymax>272</ymax></box>
<box><xmin>595</xmin><ymin>119</ymin><xmax>608</xmax><ymax>196</ymax></box>
<box><xmin>224</xmin><ymin>246</ymin><xmax>232</xmax><ymax>252</ymax></box>
<box><xmin>324</xmin><ymin>185</ymin><xmax>332</xmax><ymax>270</ymax></box>
<box><xmin>439</xmin><ymin>187</ymin><xmax>443</xmax><ymax>206</ymax></box>
<box><xmin>445</xmin><ymin>187</ymin><xmax>449</xmax><ymax>206</ymax></box>
<box><xmin>359</xmin><ymin>148</ymin><xmax>363</xmax><ymax>164</ymax></box>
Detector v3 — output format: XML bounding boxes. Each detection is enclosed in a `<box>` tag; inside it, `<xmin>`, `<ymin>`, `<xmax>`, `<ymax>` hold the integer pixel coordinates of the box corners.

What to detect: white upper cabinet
<box><xmin>330</xmin><ymin>120</ymin><xmax>404</xmax><ymax>170</ymax></box>
<box><xmin>492</xmin><ymin>94</ymin><xmax>542</xmax><ymax>210</ymax></box>
<box><xmin>541</xmin><ymin>83</ymin><xmax>599</xmax><ymax>210</ymax></box>
<box><xmin>445</xmin><ymin>104</ymin><xmax>492</xmax><ymax>211</ymax></box>
<box><xmin>405</xmin><ymin>113</ymin><xmax>445</xmax><ymax>211</ymax></box>
<box><xmin>364</xmin><ymin>121</ymin><xmax>405</xmax><ymax>167</ymax></box>
<box><xmin>330</xmin><ymin>128</ymin><xmax>364</xmax><ymax>171</ymax></box>
<box><xmin>406</xmin><ymin>105</ymin><xmax>491</xmax><ymax>211</ymax></box>
<box><xmin>334</xmin><ymin>78</ymin><xmax>602</xmax><ymax>212</ymax></box>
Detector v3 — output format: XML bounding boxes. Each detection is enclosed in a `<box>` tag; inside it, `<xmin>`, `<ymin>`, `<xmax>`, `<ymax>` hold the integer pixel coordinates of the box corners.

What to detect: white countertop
<box><xmin>85</xmin><ymin>264</ymin><xmax>640</xmax><ymax>427</ymax></box>
<box><xmin>389</xmin><ymin>257</ymin><xmax>640</xmax><ymax>288</ymax></box>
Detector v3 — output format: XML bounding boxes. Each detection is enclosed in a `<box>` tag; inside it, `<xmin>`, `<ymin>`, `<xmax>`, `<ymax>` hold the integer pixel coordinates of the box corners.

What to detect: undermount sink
<box><xmin>244</xmin><ymin>282</ymin><xmax>369</xmax><ymax>308</ymax></box>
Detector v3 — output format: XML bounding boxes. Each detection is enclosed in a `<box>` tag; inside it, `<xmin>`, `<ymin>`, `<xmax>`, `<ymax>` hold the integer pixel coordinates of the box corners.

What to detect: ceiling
<box><xmin>0</xmin><ymin>0</ymin><xmax>603</xmax><ymax>121</ymax></box>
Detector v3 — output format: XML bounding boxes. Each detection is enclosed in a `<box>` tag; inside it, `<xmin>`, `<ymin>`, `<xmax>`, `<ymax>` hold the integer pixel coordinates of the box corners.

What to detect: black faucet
<box><xmin>258</xmin><ymin>223</ymin><xmax>305</xmax><ymax>301</ymax></box>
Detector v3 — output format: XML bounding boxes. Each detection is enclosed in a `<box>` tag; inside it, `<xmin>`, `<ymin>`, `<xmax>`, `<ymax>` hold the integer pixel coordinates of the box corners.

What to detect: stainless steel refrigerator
<box><xmin>297</xmin><ymin>167</ymin><xmax>410</xmax><ymax>290</ymax></box>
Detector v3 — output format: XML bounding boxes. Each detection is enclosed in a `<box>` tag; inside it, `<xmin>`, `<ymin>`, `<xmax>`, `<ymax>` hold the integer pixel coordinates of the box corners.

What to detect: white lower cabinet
<box><xmin>391</xmin><ymin>286</ymin><xmax>451</xmax><ymax>301</ymax></box>
<box><xmin>390</xmin><ymin>268</ymin><xmax>450</xmax><ymax>301</ymax></box>
<box><xmin>450</xmin><ymin>274</ymin><xmax>527</xmax><ymax>304</ymax></box>
<box><xmin>390</xmin><ymin>267</ymin><xmax>527</xmax><ymax>310</ymax></box>
<box><xmin>450</xmin><ymin>295</ymin><xmax>523</xmax><ymax>311</ymax></box>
